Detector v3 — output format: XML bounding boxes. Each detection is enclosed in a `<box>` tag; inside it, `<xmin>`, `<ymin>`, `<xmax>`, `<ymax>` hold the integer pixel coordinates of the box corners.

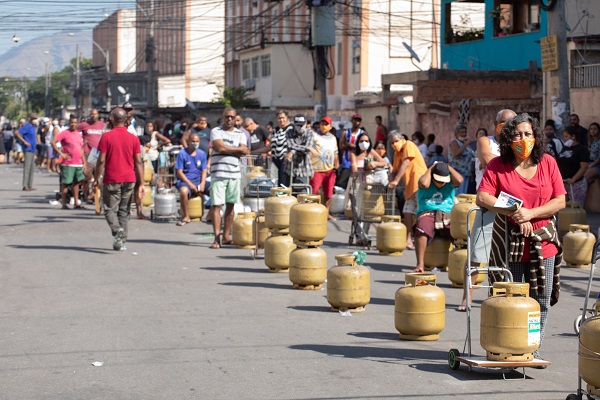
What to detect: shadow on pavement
<box><xmin>8</xmin><ymin>244</ymin><xmax>112</xmax><ymax>255</ymax></box>
<box><xmin>409</xmin><ymin>362</ymin><xmax>534</xmax><ymax>381</ymax></box>
<box><xmin>219</xmin><ymin>282</ymin><xmax>290</xmax><ymax>290</ymax></box>
<box><xmin>287</xmin><ymin>305</ymin><xmax>332</xmax><ymax>313</ymax></box>
<box><xmin>346</xmin><ymin>331</ymin><xmax>399</xmax><ymax>341</ymax></box>
<box><xmin>127</xmin><ymin>238</ymin><xmax>196</xmax><ymax>246</ymax></box>
<box><xmin>289</xmin><ymin>344</ymin><xmax>447</xmax><ymax>362</ymax></box>
<box><xmin>369</xmin><ymin>297</ymin><xmax>395</xmax><ymax>306</ymax></box>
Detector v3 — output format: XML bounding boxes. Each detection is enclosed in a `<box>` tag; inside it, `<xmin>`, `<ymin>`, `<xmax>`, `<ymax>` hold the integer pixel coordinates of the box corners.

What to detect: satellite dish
<box><xmin>402</xmin><ymin>42</ymin><xmax>421</xmax><ymax>63</ymax></box>
<box><xmin>117</xmin><ymin>86</ymin><xmax>127</xmax><ymax>95</ymax></box>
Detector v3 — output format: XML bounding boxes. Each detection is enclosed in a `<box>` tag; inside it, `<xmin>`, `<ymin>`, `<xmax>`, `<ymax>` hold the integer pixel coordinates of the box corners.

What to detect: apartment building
<box><xmin>224</xmin><ymin>0</ymin><xmax>440</xmax><ymax>110</ymax></box>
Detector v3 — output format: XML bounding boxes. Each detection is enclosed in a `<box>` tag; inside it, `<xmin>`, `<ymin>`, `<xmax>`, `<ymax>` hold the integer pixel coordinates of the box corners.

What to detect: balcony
<box><xmin>571</xmin><ymin>63</ymin><xmax>600</xmax><ymax>88</ymax></box>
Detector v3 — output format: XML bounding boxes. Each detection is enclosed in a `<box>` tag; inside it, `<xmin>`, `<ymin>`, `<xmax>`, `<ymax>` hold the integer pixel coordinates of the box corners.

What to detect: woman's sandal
<box><xmin>210</xmin><ymin>236</ymin><xmax>221</xmax><ymax>249</ymax></box>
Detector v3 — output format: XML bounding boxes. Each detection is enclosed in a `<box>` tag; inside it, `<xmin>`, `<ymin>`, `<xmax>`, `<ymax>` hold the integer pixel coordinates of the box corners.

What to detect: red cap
<box><xmin>321</xmin><ymin>116</ymin><xmax>332</xmax><ymax>125</ymax></box>
<box><xmin>352</xmin><ymin>113</ymin><xmax>362</xmax><ymax>120</ymax></box>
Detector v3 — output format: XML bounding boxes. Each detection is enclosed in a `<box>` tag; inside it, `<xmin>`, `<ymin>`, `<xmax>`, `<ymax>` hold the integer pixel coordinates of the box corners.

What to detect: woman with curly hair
<box><xmin>476</xmin><ymin>113</ymin><xmax>566</xmax><ymax>361</ymax></box>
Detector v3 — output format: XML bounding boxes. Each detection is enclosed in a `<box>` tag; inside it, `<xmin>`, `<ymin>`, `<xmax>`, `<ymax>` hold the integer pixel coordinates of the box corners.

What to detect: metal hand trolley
<box><xmin>241</xmin><ymin>155</ymin><xmax>275</xmax><ymax>259</ymax></box>
<box><xmin>566</xmin><ymin>238</ymin><xmax>600</xmax><ymax>400</ymax></box>
<box><xmin>447</xmin><ymin>208</ymin><xmax>551</xmax><ymax>377</ymax></box>
<box><xmin>347</xmin><ymin>170</ymin><xmax>394</xmax><ymax>249</ymax></box>
<box><xmin>288</xmin><ymin>154</ymin><xmax>312</xmax><ymax>197</ymax></box>
<box><xmin>157</xmin><ymin>145</ymin><xmax>181</xmax><ymax>189</ymax></box>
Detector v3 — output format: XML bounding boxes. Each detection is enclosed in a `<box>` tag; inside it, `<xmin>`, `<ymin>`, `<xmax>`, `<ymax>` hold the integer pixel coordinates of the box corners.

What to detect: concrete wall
<box><xmin>416</xmin><ymin>78</ymin><xmax>531</xmax><ymax>103</ymax></box>
<box><xmin>571</xmin><ymin>87</ymin><xmax>600</xmax><ymax>129</ymax></box>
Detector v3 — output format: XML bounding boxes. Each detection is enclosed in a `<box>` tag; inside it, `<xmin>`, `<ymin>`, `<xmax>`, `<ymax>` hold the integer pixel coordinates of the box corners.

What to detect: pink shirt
<box><xmin>78</xmin><ymin>120</ymin><xmax>105</xmax><ymax>153</ymax></box>
<box><xmin>478</xmin><ymin>154</ymin><xmax>566</xmax><ymax>261</ymax></box>
<box><xmin>55</xmin><ymin>129</ymin><xmax>84</xmax><ymax>166</ymax></box>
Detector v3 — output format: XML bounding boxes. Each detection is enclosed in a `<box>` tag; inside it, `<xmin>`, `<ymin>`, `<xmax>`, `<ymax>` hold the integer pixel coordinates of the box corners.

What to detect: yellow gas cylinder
<box><xmin>376</xmin><ymin>215</ymin><xmax>407</xmax><ymax>256</ymax></box>
<box><xmin>447</xmin><ymin>248</ymin><xmax>486</xmax><ymax>288</ymax></box>
<box><xmin>233</xmin><ymin>212</ymin><xmax>256</xmax><ymax>249</ymax></box>
<box><xmin>558</xmin><ymin>202</ymin><xmax>587</xmax><ymax>235</ymax></box>
<box><xmin>264</xmin><ymin>233</ymin><xmax>296</xmax><ymax>272</ymax></box>
<box><xmin>481</xmin><ymin>282</ymin><xmax>540</xmax><ymax>361</ymax></box>
<box><xmin>362</xmin><ymin>188</ymin><xmax>385</xmax><ymax>219</ymax></box>
<box><xmin>252</xmin><ymin>212</ymin><xmax>270</xmax><ymax>249</ymax></box>
<box><xmin>290</xmin><ymin>194</ymin><xmax>328</xmax><ymax>245</ymax></box>
<box><xmin>143</xmin><ymin>161</ymin><xmax>153</xmax><ymax>183</ymax></box>
<box><xmin>182</xmin><ymin>196</ymin><xmax>204</xmax><ymax>220</ymax></box>
<box><xmin>289</xmin><ymin>246</ymin><xmax>327</xmax><ymax>290</ymax></box>
<box><xmin>142</xmin><ymin>185</ymin><xmax>153</xmax><ymax>207</ymax></box>
<box><xmin>450</xmin><ymin>194</ymin><xmax>477</xmax><ymax>245</ymax></box>
<box><xmin>298</xmin><ymin>193</ymin><xmax>321</xmax><ymax>203</ymax></box>
<box><xmin>327</xmin><ymin>254</ymin><xmax>370</xmax><ymax>312</ymax></box>
<box><xmin>245</xmin><ymin>165</ymin><xmax>266</xmax><ymax>181</ymax></box>
<box><xmin>395</xmin><ymin>273</ymin><xmax>445</xmax><ymax>341</ymax></box>
<box><xmin>563</xmin><ymin>224</ymin><xmax>595</xmax><ymax>268</ymax></box>
<box><xmin>424</xmin><ymin>237</ymin><xmax>453</xmax><ymax>271</ymax></box>
<box><xmin>579</xmin><ymin>302</ymin><xmax>600</xmax><ymax>397</ymax></box>
<box><xmin>264</xmin><ymin>187</ymin><xmax>297</xmax><ymax>230</ymax></box>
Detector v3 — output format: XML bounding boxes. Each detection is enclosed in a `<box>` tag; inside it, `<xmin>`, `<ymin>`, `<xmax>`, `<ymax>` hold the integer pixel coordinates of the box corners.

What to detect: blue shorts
<box><xmin>176</xmin><ymin>179</ymin><xmax>201</xmax><ymax>198</ymax></box>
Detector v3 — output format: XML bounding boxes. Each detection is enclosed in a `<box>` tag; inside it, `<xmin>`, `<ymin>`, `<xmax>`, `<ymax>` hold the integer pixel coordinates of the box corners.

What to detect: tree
<box><xmin>0</xmin><ymin>77</ymin><xmax>30</xmax><ymax>120</ymax></box>
<box><xmin>27</xmin><ymin>58</ymin><xmax>93</xmax><ymax>116</ymax></box>
<box><xmin>213</xmin><ymin>85</ymin><xmax>259</xmax><ymax>109</ymax></box>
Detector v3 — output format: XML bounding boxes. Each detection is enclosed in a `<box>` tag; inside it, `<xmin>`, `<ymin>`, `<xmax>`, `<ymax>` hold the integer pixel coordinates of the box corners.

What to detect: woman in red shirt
<box><xmin>477</xmin><ymin>113</ymin><xmax>566</xmax><ymax>361</ymax></box>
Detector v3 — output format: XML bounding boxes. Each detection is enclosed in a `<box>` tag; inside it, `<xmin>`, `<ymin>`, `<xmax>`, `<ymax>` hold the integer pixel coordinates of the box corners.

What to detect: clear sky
<box><xmin>0</xmin><ymin>0</ymin><xmax>136</xmax><ymax>57</ymax></box>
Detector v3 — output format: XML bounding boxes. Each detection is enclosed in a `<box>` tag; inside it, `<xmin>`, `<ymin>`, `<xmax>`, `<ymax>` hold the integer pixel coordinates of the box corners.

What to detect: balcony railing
<box><xmin>571</xmin><ymin>63</ymin><xmax>600</xmax><ymax>88</ymax></box>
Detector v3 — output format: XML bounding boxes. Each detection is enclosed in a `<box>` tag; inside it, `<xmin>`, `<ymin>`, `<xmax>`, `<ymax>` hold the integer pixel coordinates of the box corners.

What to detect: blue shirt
<box><xmin>175</xmin><ymin>148</ymin><xmax>207</xmax><ymax>184</ymax></box>
<box><xmin>19</xmin><ymin>122</ymin><xmax>37</xmax><ymax>152</ymax></box>
<box><xmin>416</xmin><ymin>182</ymin><xmax>455</xmax><ymax>214</ymax></box>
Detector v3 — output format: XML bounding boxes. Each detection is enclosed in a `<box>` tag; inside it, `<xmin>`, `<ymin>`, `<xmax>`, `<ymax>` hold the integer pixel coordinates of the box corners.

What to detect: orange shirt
<box><xmin>392</xmin><ymin>140</ymin><xmax>427</xmax><ymax>199</ymax></box>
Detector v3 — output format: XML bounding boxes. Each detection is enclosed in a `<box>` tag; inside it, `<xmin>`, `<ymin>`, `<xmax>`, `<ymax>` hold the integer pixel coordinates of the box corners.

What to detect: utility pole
<box><xmin>548</xmin><ymin>0</ymin><xmax>570</xmax><ymax>130</ymax></box>
<box><xmin>44</xmin><ymin>63</ymin><xmax>49</xmax><ymax>116</ymax></box>
<box><xmin>146</xmin><ymin>0</ymin><xmax>155</xmax><ymax>114</ymax></box>
<box><xmin>76</xmin><ymin>44</ymin><xmax>81</xmax><ymax>119</ymax></box>
<box><xmin>309</xmin><ymin>2</ymin><xmax>335</xmax><ymax>122</ymax></box>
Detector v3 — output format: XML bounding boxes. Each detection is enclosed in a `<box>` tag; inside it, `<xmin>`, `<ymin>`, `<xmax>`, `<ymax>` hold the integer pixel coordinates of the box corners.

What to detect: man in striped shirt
<box><xmin>209</xmin><ymin>108</ymin><xmax>249</xmax><ymax>249</ymax></box>
<box><xmin>270</xmin><ymin>110</ymin><xmax>293</xmax><ymax>187</ymax></box>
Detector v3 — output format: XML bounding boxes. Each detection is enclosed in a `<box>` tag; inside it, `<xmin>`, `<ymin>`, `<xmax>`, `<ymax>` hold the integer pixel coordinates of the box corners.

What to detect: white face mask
<box><xmin>359</xmin><ymin>142</ymin><xmax>370</xmax><ymax>151</ymax></box>
<box><xmin>564</xmin><ymin>139</ymin><xmax>574</xmax><ymax>147</ymax></box>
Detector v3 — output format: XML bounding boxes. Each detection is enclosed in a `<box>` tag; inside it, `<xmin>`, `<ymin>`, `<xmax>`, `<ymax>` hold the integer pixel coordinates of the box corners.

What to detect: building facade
<box><xmin>225</xmin><ymin>0</ymin><xmax>440</xmax><ymax>111</ymax></box>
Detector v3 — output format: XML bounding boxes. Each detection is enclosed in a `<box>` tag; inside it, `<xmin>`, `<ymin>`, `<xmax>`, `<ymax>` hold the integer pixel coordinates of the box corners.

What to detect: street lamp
<box><xmin>67</xmin><ymin>32</ymin><xmax>111</xmax><ymax>110</ymax></box>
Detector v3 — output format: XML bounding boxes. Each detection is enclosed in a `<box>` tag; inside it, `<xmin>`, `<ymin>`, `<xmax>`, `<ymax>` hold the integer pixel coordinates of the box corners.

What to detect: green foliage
<box><xmin>26</xmin><ymin>58</ymin><xmax>93</xmax><ymax>116</ymax></box>
<box><xmin>213</xmin><ymin>85</ymin><xmax>259</xmax><ymax>109</ymax></box>
<box><xmin>0</xmin><ymin>77</ymin><xmax>30</xmax><ymax>120</ymax></box>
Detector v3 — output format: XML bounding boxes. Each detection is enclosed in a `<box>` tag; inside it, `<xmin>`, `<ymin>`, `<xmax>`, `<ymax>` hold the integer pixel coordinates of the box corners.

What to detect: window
<box><xmin>261</xmin><ymin>54</ymin><xmax>271</xmax><ymax>77</ymax></box>
<box><xmin>444</xmin><ymin>0</ymin><xmax>484</xmax><ymax>44</ymax></box>
<box><xmin>491</xmin><ymin>1</ymin><xmax>541</xmax><ymax>37</ymax></box>
<box><xmin>242</xmin><ymin>59</ymin><xmax>251</xmax><ymax>80</ymax></box>
<box><xmin>352</xmin><ymin>0</ymin><xmax>362</xmax><ymax>17</ymax></box>
<box><xmin>352</xmin><ymin>41</ymin><xmax>360</xmax><ymax>74</ymax></box>
<box><xmin>337</xmin><ymin>43</ymin><xmax>342</xmax><ymax>75</ymax></box>
<box><xmin>251</xmin><ymin>56</ymin><xmax>259</xmax><ymax>79</ymax></box>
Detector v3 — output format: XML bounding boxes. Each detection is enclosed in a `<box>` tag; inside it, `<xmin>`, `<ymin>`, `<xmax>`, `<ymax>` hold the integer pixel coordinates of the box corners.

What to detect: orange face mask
<box><xmin>376</xmin><ymin>149</ymin><xmax>386</xmax><ymax>157</ymax></box>
<box><xmin>392</xmin><ymin>139</ymin><xmax>405</xmax><ymax>152</ymax></box>
<box><xmin>320</xmin><ymin>125</ymin><xmax>330</xmax><ymax>134</ymax></box>
<box><xmin>510</xmin><ymin>138</ymin><xmax>535</xmax><ymax>159</ymax></box>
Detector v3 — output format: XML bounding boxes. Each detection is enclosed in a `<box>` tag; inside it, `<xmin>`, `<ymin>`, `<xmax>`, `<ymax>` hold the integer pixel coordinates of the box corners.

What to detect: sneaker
<box><xmin>113</xmin><ymin>228</ymin><xmax>125</xmax><ymax>250</ymax></box>
<box><xmin>119</xmin><ymin>243</ymin><xmax>127</xmax><ymax>251</ymax></box>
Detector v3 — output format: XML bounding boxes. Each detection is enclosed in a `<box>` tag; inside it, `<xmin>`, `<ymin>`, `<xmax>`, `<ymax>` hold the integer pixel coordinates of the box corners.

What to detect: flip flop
<box><xmin>406</xmin><ymin>244</ymin><xmax>415</xmax><ymax>250</ymax></box>
<box><xmin>209</xmin><ymin>241</ymin><xmax>221</xmax><ymax>249</ymax></box>
<box><xmin>413</xmin><ymin>267</ymin><xmax>425</xmax><ymax>273</ymax></box>
<box><xmin>74</xmin><ymin>205</ymin><xmax>86</xmax><ymax>209</ymax></box>
<box><xmin>61</xmin><ymin>205</ymin><xmax>69</xmax><ymax>210</ymax></box>
<box><xmin>457</xmin><ymin>305</ymin><xmax>467</xmax><ymax>312</ymax></box>
<box><xmin>221</xmin><ymin>239</ymin><xmax>233</xmax><ymax>245</ymax></box>
<box><xmin>137</xmin><ymin>214</ymin><xmax>149</xmax><ymax>220</ymax></box>
<box><xmin>176</xmin><ymin>220</ymin><xmax>190</xmax><ymax>226</ymax></box>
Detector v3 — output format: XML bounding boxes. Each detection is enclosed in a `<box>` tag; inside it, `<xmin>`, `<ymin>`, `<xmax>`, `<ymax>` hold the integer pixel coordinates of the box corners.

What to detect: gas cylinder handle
<box><xmin>270</xmin><ymin>187</ymin><xmax>292</xmax><ymax>197</ymax></box>
<box><xmin>335</xmin><ymin>253</ymin><xmax>356</xmax><ymax>267</ymax></box>
<box><xmin>570</xmin><ymin>224</ymin><xmax>589</xmax><ymax>233</ymax></box>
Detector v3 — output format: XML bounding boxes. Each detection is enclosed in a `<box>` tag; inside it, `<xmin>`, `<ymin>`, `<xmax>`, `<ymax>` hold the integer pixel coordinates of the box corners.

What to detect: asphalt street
<box><xmin>1</xmin><ymin>163</ymin><xmax>598</xmax><ymax>400</ymax></box>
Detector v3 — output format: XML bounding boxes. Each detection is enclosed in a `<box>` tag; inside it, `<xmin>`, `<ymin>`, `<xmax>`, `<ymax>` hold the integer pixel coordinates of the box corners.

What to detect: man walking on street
<box><xmin>285</xmin><ymin>114</ymin><xmax>314</xmax><ymax>193</ymax></box>
<box><xmin>94</xmin><ymin>107</ymin><xmax>145</xmax><ymax>251</ymax></box>
<box><xmin>209</xmin><ymin>108</ymin><xmax>249</xmax><ymax>249</ymax></box>
<box><xmin>14</xmin><ymin>113</ymin><xmax>38</xmax><ymax>191</ymax></box>
<box><xmin>52</xmin><ymin>116</ymin><xmax>87</xmax><ymax>209</ymax></box>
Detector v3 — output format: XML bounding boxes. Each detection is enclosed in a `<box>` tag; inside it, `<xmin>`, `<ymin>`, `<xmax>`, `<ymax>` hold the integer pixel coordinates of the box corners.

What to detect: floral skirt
<box><xmin>566</xmin><ymin>179</ymin><xmax>587</xmax><ymax>206</ymax></box>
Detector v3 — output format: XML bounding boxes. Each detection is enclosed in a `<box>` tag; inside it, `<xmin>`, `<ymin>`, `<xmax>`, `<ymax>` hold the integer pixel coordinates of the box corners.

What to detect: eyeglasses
<box><xmin>511</xmin><ymin>131</ymin><xmax>534</xmax><ymax>141</ymax></box>
<box><xmin>224</xmin><ymin>115</ymin><xmax>235</xmax><ymax>119</ymax></box>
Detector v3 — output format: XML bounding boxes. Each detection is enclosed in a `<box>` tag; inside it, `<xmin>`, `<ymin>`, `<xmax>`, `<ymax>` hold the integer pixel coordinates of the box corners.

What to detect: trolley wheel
<box><xmin>150</xmin><ymin>210</ymin><xmax>154</xmax><ymax>220</ymax></box>
<box><xmin>574</xmin><ymin>313</ymin><xmax>591</xmax><ymax>335</ymax></box>
<box><xmin>448</xmin><ymin>349</ymin><xmax>461</xmax><ymax>370</ymax></box>
<box><xmin>565</xmin><ymin>394</ymin><xmax>579</xmax><ymax>400</ymax></box>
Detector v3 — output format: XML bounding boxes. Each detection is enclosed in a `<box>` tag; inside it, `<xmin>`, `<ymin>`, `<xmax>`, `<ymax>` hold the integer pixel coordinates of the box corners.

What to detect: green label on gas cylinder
<box><xmin>528</xmin><ymin>311</ymin><xmax>541</xmax><ymax>346</ymax></box>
